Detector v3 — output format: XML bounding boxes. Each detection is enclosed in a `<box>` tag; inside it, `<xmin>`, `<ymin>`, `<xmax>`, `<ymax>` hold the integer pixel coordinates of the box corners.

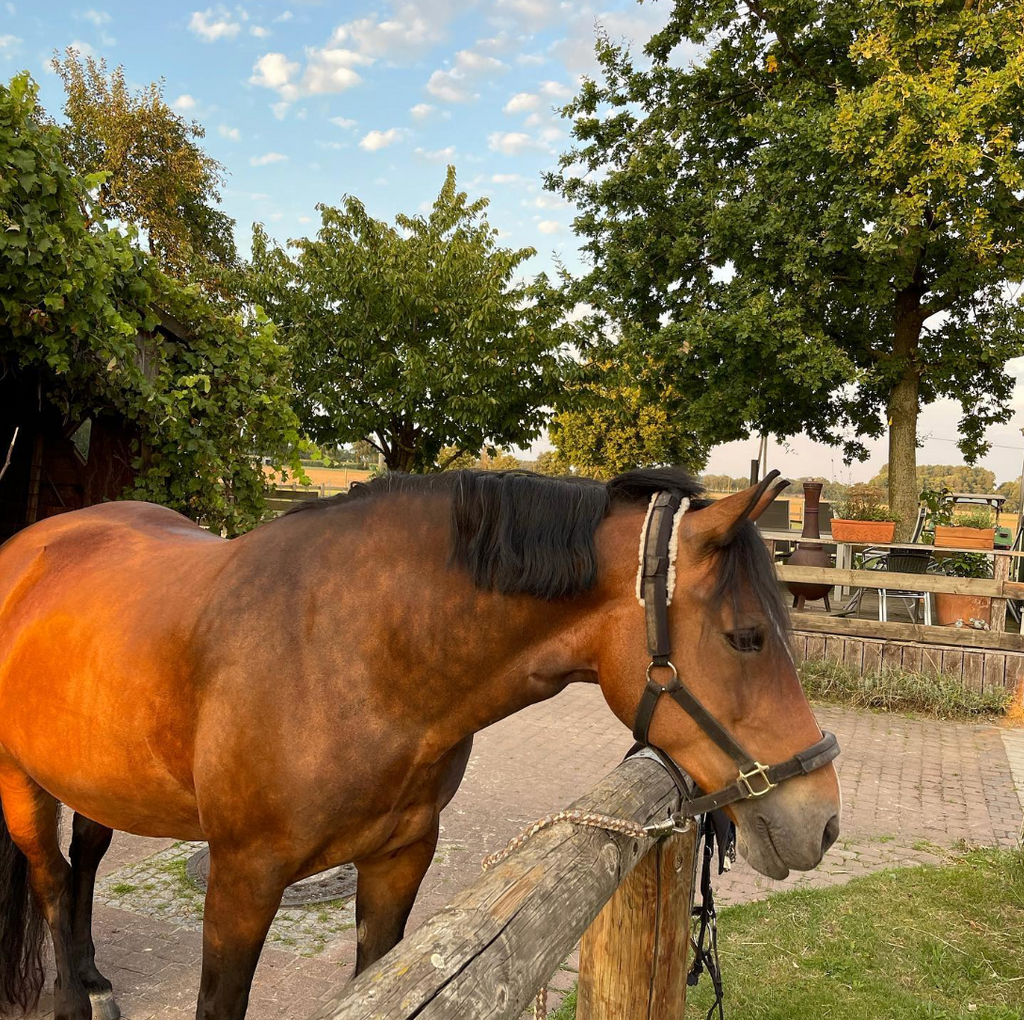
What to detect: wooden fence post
<box><xmin>992</xmin><ymin>553</ymin><xmax>1010</xmax><ymax>633</ymax></box>
<box><xmin>576</xmin><ymin>820</ymin><xmax>698</xmax><ymax>1020</ymax></box>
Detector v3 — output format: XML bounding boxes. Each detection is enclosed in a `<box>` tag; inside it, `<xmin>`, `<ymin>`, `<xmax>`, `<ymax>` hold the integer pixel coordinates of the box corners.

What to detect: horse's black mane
<box><xmin>285</xmin><ymin>466</ymin><xmax>787</xmax><ymax>646</ymax></box>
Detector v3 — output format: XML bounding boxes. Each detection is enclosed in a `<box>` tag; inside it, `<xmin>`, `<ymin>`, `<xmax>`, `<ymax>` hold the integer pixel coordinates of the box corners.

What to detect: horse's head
<box><xmin>594</xmin><ymin>473</ymin><xmax>841</xmax><ymax>880</ymax></box>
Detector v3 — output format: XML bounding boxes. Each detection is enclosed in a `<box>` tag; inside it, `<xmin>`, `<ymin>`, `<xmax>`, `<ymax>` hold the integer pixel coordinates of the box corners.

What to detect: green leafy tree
<box><xmin>0</xmin><ymin>73</ymin><xmax>300</xmax><ymax>534</ymax></box>
<box><xmin>52</xmin><ymin>50</ymin><xmax>236</xmax><ymax>276</ymax></box>
<box><xmin>870</xmin><ymin>463</ymin><xmax>997</xmax><ymax>493</ymax></box>
<box><xmin>996</xmin><ymin>479</ymin><xmax>1020</xmax><ymax>514</ymax></box>
<box><xmin>247</xmin><ymin>166</ymin><xmax>571</xmax><ymax>473</ymax></box>
<box><xmin>548</xmin><ymin>0</ymin><xmax>1024</xmax><ymax>538</ymax></box>
<box><xmin>550</xmin><ymin>377</ymin><xmax>711</xmax><ymax>479</ymax></box>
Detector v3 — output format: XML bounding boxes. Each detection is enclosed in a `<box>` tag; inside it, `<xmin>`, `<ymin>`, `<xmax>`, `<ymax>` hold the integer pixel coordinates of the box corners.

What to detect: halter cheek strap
<box><xmin>631</xmin><ymin>491</ymin><xmax>840</xmax><ymax>818</ymax></box>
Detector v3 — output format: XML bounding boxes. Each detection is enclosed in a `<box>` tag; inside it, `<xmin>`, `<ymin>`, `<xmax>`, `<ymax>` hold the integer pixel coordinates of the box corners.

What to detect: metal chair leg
<box><xmin>924</xmin><ymin>593</ymin><xmax>932</xmax><ymax>627</ymax></box>
<box><xmin>878</xmin><ymin>589</ymin><xmax>887</xmax><ymax>622</ymax></box>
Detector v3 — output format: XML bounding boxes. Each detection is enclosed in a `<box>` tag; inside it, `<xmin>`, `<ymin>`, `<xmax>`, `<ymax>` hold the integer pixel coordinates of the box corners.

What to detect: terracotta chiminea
<box><xmin>785</xmin><ymin>481</ymin><xmax>832</xmax><ymax>611</ymax></box>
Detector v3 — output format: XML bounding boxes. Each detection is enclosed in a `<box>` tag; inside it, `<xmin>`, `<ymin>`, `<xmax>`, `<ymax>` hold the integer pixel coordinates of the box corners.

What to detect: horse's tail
<box><xmin>0</xmin><ymin>804</ymin><xmax>47</xmax><ymax>1015</ymax></box>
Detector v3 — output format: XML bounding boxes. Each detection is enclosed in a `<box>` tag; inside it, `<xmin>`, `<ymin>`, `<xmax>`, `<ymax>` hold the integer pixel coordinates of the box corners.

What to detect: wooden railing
<box><xmin>309</xmin><ymin>755</ymin><xmax>698</xmax><ymax>1020</ymax></box>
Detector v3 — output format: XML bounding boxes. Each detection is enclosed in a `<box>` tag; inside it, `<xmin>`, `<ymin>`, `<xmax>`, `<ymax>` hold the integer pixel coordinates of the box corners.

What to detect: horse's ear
<box><xmin>685</xmin><ymin>470</ymin><xmax>789</xmax><ymax>548</ymax></box>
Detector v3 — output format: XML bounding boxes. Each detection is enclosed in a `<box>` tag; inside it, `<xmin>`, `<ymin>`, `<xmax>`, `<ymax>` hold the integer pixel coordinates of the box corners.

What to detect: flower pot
<box><xmin>785</xmin><ymin>482</ymin><xmax>832</xmax><ymax>610</ymax></box>
<box><xmin>830</xmin><ymin>519</ymin><xmax>895</xmax><ymax>544</ymax></box>
<box><xmin>934</xmin><ymin>592</ymin><xmax>992</xmax><ymax>628</ymax></box>
<box><xmin>933</xmin><ymin>526</ymin><xmax>995</xmax><ymax>550</ymax></box>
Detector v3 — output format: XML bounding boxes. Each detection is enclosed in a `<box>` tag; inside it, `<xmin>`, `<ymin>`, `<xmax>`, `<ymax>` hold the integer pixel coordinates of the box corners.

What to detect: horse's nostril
<box><xmin>821</xmin><ymin>814</ymin><xmax>840</xmax><ymax>856</ymax></box>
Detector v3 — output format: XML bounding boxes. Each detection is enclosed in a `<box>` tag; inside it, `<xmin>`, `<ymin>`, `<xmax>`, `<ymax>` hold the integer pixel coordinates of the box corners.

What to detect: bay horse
<box><xmin>0</xmin><ymin>467</ymin><xmax>840</xmax><ymax>1020</ymax></box>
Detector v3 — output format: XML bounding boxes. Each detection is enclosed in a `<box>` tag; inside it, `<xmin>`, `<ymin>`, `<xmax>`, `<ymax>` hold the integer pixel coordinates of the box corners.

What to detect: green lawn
<box><xmin>554</xmin><ymin>849</ymin><xmax>1024</xmax><ymax>1019</ymax></box>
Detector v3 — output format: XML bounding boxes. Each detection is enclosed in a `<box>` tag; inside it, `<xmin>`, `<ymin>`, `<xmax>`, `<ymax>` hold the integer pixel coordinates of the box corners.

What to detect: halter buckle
<box><xmin>645</xmin><ymin>659</ymin><xmax>679</xmax><ymax>685</ymax></box>
<box><xmin>737</xmin><ymin>762</ymin><xmax>776</xmax><ymax>798</ymax></box>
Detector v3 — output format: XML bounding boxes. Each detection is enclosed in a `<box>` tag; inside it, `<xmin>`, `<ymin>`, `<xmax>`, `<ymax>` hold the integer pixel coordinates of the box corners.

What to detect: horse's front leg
<box><xmin>353</xmin><ymin>818</ymin><xmax>439</xmax><ymax>975</ymax></box>
<box><xmin>195</xmin><ymin>847</ymin><xmax>285</xmax><ymax>1020</ymax></box>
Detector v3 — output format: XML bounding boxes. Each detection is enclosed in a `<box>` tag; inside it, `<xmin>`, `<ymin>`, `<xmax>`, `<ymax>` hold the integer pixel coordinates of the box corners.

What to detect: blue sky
<box><xmin>0</xmin><ymin>0</ymin><xmax>674</xmax><ymax>279</ymax></box>
<box><xmin>4</xmin><ymin>1</ymin><xmax>1024</xmax><ymax>484</ymax></box>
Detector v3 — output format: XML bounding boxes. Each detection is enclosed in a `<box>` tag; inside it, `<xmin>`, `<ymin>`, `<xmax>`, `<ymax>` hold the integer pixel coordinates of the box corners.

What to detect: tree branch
<box><xmin>0</xmin><ymin>425</ymin><xmax>19</xmax><ymax>484</ymax></box>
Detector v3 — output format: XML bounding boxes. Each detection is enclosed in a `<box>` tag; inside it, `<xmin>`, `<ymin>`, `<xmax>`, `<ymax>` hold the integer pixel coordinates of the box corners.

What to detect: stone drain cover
<box><xmin>185</xmin><ymin>847</ymin><xmax>358</xmax><ymax>907</ymax></box>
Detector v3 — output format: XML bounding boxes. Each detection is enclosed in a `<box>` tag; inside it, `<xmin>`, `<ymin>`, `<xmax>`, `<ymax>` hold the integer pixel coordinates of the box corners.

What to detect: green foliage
<box><xmin>956</xmin><ymin>507</ymin><xmax>996</xmax><ymax>530</ymax></box>
<box><xmin>799</xmin><ymin>659</ymin><xmax>1009</xmax><ymax>718</ymax></box>
<box><xmin>872</xmin><ymin>463</ymin><xmax>998</xmax><ymax>494</ymax></box>
<box><xmin>246</xmin><ymin>166</ymin><xmax>571</xmax><ymax>473</ymax></box>
<box><xmin>550</xmin><ymin>377</ymin><xmax>706</xmax><ymax>479</ymax></box>
<box><xmin>832</xmin><ymin>483</ymin><xmax>899</xmax><ymax>523</ymax></box>
<box><xmin>52</xmin><ymin>51</ymin><xmax>236</xmax><ymax>277</ymax></box>
<box><xmin>547</xmin><ymin>0</ymin><xmax>1024</xmax><ymax>535</ymax></box>
<box><xmin>941</xmin><ymin>552</ymin><xmax>993</xmax><ymax>580</ymax></box>
<box><xmin>0</xmin><ymin>73</ymin><xmax>302</xmax><ymax>534</ymax></box>
<box><xmin>997</xmin><ymin>478</ymin><xmax>1020</xmax><ymax>513</ymax></box>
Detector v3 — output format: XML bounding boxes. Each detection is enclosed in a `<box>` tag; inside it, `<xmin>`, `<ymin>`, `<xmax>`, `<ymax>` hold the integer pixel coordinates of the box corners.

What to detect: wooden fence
<box><xmin>309</xmin><ymin>755</ymin><xmax>698</xmax><ymax>1020</ymax></box>
<box><xmin>762</xmin><ymin>535</ymin><xmax>1024</xmax><ymax>698</ymax></box>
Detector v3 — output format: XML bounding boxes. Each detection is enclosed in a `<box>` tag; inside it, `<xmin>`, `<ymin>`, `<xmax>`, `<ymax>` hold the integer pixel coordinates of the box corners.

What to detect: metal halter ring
<box><xmin>646</xmin><ymin>660</ymin><xmax>679</xmax><ymax>685</ymax></box>
<box><xmin>737</xmin><ymin>761</ymin><xmax>776</xmax><ymax>798</ymax></box>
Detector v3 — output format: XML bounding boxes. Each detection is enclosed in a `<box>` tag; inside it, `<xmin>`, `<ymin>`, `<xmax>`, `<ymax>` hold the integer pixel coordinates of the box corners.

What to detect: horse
<box><xmin>0</xmin><ymin>467</ymin><xmax>841</xmax><ymax>1020</ymax></box>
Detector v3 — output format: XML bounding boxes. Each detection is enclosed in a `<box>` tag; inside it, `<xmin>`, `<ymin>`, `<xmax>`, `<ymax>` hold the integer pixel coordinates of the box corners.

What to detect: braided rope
<box><xmin>480</xmin><ymin>809</ymin><xmax>654</xmax><ymax>1020</ymax></box>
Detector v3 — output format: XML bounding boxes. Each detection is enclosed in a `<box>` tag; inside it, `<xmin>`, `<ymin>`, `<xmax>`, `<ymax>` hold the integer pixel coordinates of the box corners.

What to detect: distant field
<box><xmin>264</xmin><ymin>464</ymin><xmax>372</xmax><ymax>491</ymax></box>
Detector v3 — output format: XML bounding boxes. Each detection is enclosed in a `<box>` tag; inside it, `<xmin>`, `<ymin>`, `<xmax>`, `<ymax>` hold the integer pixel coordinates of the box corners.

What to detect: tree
<box><xmin>247</xmin><ymin>166</ymin><xmax>572</xmax><ymax>473</ymax></box>
<box><xmin>870</xmin><ymin>463</ymin><xmax>997</xmax><ymax>493</ymax></box>
<box><xmin>1</xmin><ymin>73</ymin><xmax>301</xmax><ymax>534</ymax></box>
<box><xmin>550</xmin><ymin>376</ymin><xmax>712</xmax><ymax>479</ymax></box>
<box><xmin>52</xmin><ymin>50</ymin><xmax>236</xmax><ymax>276</ymax></box>
<box><xmin>548</xmin><ymin>0</ymin><xmax>1024</xmax><ymax>538</ymax></box>
<box><xmin>997</xmin><ymin>479</ymin><xmax>1020</xmax><ymax>514</ymax></box>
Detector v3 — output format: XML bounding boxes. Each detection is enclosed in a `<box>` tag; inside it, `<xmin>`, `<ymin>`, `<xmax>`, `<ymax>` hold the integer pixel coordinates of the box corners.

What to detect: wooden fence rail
<box><xmin>309</xmin><ymin>755</ymin><xmax>696</xmax><ymax>1020</ymax></box>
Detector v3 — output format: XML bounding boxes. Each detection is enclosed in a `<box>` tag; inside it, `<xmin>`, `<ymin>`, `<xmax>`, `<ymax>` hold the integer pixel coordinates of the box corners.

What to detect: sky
<box><xmin>3</xmin><ymin>0</ymin><xmax>1024</xmax><ymax>488</ymax></box>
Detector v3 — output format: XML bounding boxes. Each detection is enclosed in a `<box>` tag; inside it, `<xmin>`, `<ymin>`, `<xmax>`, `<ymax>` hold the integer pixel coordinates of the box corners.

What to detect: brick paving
<box><xmin>26</xmin><ymin>686</ymin><xmax>1024</xmax><ymax>1020</ymax></box>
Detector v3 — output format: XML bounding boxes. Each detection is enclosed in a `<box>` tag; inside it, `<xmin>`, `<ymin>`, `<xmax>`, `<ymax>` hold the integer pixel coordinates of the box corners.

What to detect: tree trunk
<box><xmin>888</xmin><ymin>291</ymin><xmax>924</xmax><ymax>542</ymax></box>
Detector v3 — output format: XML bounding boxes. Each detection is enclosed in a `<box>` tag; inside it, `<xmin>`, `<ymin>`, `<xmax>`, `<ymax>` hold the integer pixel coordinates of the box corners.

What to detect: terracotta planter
<box><xmin>830</xmin><ymin>519</ymin><xmax>896</xmax><ymax>544</ymax></box>
<box><xmin>934</xmin><ymin>592</ymin><xmax>992</xmax><ymax>628</ymax></box>
<box><xmin>934</xmin><ymin>526</ymin><xmax>995</xmax><ymax>550</ymax></box>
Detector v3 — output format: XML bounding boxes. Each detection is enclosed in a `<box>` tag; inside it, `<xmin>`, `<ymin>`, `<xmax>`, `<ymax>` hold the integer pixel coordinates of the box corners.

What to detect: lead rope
<box><xmin>481</xmin><ymin>809</ymin><xmax>657</xmax><ymax>1020</ymax></box>
<box><xmin>688</xmin><ymin>814</ymin><xmax>726</xmax><ymax>1020</ymax></box>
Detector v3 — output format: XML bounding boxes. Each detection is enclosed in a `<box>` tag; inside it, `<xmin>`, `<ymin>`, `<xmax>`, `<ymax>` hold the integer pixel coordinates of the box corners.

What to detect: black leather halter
<box><xmin>633</xmin><ymin>491</ymin><xmax>840</xmax><ymax>818</ymax></box>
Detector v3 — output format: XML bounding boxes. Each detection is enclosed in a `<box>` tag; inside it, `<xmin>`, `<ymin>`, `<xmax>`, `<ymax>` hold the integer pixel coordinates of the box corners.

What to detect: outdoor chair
<box><xmin>877</xmin><ymin>547</ymin><xmax>933</xmax><ymax>625</ymax></box>
<box><xmin>832</xmin><ymin>507</ymin><xmax>928</xmax><ymax>619</ymax></box>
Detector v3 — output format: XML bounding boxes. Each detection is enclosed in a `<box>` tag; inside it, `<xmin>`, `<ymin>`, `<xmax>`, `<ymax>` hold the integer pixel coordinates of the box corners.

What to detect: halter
<box><xmin>632</xmin><ymin>491</ymin><xmax>840</xmax><ymax>818</ymax></box>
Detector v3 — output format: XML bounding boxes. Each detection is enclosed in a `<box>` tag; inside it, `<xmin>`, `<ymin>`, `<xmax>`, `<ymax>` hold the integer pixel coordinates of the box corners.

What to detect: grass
<box><xmin>555</xmin><ymin>849</ymin><xmax>1024</xmax><ymax>1019</ymax></box>
<box><xmin>799</xmin><ymin>659</ymin><xmax>1013</xmax><ymax>720</ymax></box>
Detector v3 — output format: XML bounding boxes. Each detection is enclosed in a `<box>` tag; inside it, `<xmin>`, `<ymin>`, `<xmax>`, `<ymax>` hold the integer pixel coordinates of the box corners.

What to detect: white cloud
<box><xmin>426</xmin><ymin>68</ymin><xmax>476</xmax><ymax>103</ymax></box>
<box><xmin>251</xmin><ymin>52</ymin><xmax>299</xmax><ymax>90</ymax></box>
<box><xmin>81</xmin><ymin>9</ymin><xmax>110</xmax><ymax>26</ymax></box>
<box><xmin>537</xmin><ymin>219</ymin><xmax>562</xmax><ymax>234</ymax></box>
<box><xmin>329</xmin><ymin>1</ymin><xmax>476</xmax><ymax>61</ymax></box>
<box><xmin>273</xmin><ymin>10</ymin><xmax>292</xmax><ymax>22</ymax></box>
<box><xmin>188</xmin><ymin>8</ymin><xmax>241</xmax><ymax>42</ymax></box>
<box><xmin>330</xmin><ymin>116</ymin><xmax>357</xmax><ymax>128</ymax></box>
<box><xmin>504</xmin><ymin>91</ymin><xmax>539</xmax><ymax>114</ymax></box>
<box><xmin>4</xmin><ymin>3</ymin><xmax>15</xmax><ymax>14</ymax></box>
<box><xmin>66</xmin><ymin>39</ymin><xmax>95</xmax><ymax>57</ymax></box>
<box><xmin>0</xmin><ymin>33</ymin><xmax>20</xmax><ymax>53</ymax></box>
<box><xmin>271</xmin><ymin>101</ymin><xmax>290</xmax><ymax>120</ymax></box>
<box><xmin>250</xmin><ymin>151</ymin><xmax>288</xmax><ymax>166</ymax></box>
<box><xmin>550</xmin><ymin>5</ymin><xmax>684</xmax><ymax>76</ymax></box>
<box><xmin>533</xmin><ymin>191</ymin><xmax>567</xmax><ymax>210</ymax></box>
<box><xmin>409</xmin><ymin>102</ymin><xmax>436</xmax><ymax>120</ymax></box>
<box><xmin>250</xmin><ymin>47</ymin><xmax>368</xmax><ymax>102</ymax></box>
<box><xmin>359</xmin><ymin>127</ymin><xmax>405</xmax><ymax>151</ymax></box>
<box><xmin>493</xmin><ymin>0</ymin><xmax>558</xmax><ymax>31</ymax></box>
<box><xmin>218</xmin><ymin>124</ymin><xmax>240</xmax><ymax>140</ymax></box>
<box><xmin>415</xmin><ymin>145</ymin><xmax>456</xmax><ymax>161</ymax></box>
<box><xmin>250</xmin><ymin>25</ymin><xmax>270</xmax><ymax>38</ymax></box>
<box><xmin>491</xmin><ymin>173</ymin><xmax>523</xmax><ymax>184</ymax></box>
<box><xmin>424</xmin><ymin>48</ymin><xmax>507</xmax><ymax>104</ymax></box>
<box><xmin>488</xmin><ymin>131</ymin><xmax>545</xmax><ymax>156</ymax></box>
<box><xmin>517</xmin><ymin>52</ymin><xmax>545</xmax><ymax>66</ymax></box>
<box><xmin>171</xmin><ymin>93</ymin><xmax>196</xmax><ymax>112</ymax></box>
<box><xmin>540</xmin><ymin>80</ymin><xmax>573</xmax><ymax>100</ymax></box>
<box><xmin>298</xmin><ymin>215</ymin><xmax>313</xmax><ymax>223</ymax></box>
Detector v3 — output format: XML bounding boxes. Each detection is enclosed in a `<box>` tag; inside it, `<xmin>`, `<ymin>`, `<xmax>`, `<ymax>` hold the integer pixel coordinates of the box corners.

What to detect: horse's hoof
<box><xmin>90</xmin><ymin>991</ymin><xmax>120</xmax><ymax>1020</ymax></box>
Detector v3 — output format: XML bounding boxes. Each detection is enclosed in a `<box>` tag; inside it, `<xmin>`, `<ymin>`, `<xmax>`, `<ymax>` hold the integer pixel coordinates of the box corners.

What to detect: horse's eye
<box><xmin>725</xmin><ymin>628</ymin><xmax>766</xmax><ymax>653</ymax></box>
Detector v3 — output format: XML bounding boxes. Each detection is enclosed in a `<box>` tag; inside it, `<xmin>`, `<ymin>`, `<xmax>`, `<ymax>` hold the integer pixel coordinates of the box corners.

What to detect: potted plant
<box><xmin>921</xmin><ymin>487</ymin><xmax>996</xmax><ymax>550</ymax></box>
<box><xmin>830</xmin><ymin>484</ymin><xmax>900</xmax><ymax>544</ymax></box>
<box><xmin>934</xmin><ymin>551</ymin><xmax>993</xmax><ymax>628</ymax></box>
